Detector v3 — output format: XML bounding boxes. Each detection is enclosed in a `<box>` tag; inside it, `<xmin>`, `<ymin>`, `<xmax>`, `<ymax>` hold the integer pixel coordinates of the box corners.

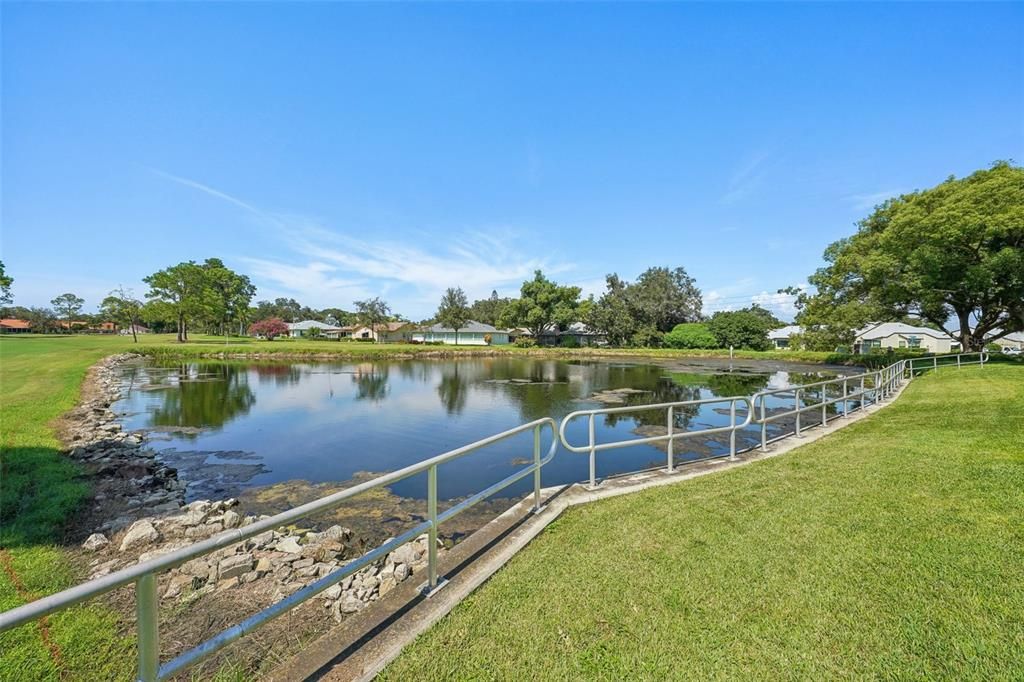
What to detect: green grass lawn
<box><xmin>383</xmin><ymin>365</ymin><xmax>1024</xmax><ymax>680</ymax></box>
<box><xmin>0</xmin><ymin>335</ymin><xmax>143</xmax><ymax>679</ymax></box>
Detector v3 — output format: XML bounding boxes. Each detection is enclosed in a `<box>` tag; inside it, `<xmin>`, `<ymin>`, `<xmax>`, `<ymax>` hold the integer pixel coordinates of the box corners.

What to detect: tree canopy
<box><xmin>499</xmin><ymin>271</ymin><xmax>581</xmax><ymax>338</ymax></box>
<box><xmin>707</xmin><ymin>307</ymin><xmax>774</xmax><ymax>350</ymax></box>
<box><xmin>50</xmin><ymin>292</ymin><xmax>85</xmax><ymax>330</ymax></box>
<box><xmin>354</xmin><ymin>297</ymin><xmax>391</xmax><ymax>341</ymax></box>
<box><xmin>468</xmin><ymin>290</ymin><xmax>511</xmax><ymax>327</ymax></box>
<box><xmin>586</xmin><ymin>266</ymin><xmax>703</xmax><ymax>347</ymax></box>
<box><xmin>0</xmin><ymin>261</ymin><xmax>12</xmax><ymax>305</ymax></box>
<box><xmin>796</xmin><ymin>161</ymin><xmax>1024</xmax><ymax>351</ymax></box>
<box><xmin>100</xmin><ymin>287</ymin><xmax>142</xmax><ymax>342</ymax></box>
<box><xmin>436</xmin><ymin>287</ymin><xmax>470</xmax><ymax>343</ymax></box>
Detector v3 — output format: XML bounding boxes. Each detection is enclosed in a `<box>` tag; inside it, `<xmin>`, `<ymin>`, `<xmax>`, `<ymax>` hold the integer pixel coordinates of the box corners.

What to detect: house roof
<box><xmin>0</xmin><ymin>318</ymin><xmax>31</xmax><ymax>329</ymax></box>
<box><xmin>768</xmin><ymin>325</ymin><xmax>802</xmax><ymax>340</ymax></box>
<box><xmin>856</xmin><ymin>322</ymin><xmax>952</xmax><ymax>340</ymax></box>
<box><xmin>380</xmin><ymin>321</ymin><xmax>415</xmax><ymax>332</ymax></box>
<box><xmin>421</xmin><ymin>320</ymin><xmax>502</xmax><ymax>333</ymax></box>
<box><xmin>538</xmin><ymin>322</ymin><xmax>601</xmax><ymax>336</ymax></box>
<box><xmin>287</xmin><ymin>320</ymin><xmax>342</xmax><ymax>331</ymax></box>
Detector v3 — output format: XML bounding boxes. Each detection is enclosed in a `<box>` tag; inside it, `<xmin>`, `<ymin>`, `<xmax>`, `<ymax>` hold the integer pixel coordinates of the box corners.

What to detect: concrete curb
<box><xmin>273</xmin><ymin>379</ymin><xmax>912</xmax><ymax>681</ymax></box>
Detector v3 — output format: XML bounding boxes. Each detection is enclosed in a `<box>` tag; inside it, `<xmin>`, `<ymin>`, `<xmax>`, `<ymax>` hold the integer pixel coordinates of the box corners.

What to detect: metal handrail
<box><xmin>750</xmin><ymin>350</ymin><xmax>988</xmax><ymax>451</ymax></box>
<box><xmin>906</xmin><ymin>350</ymin><xmax>988</xmax><ymax>375</ymax></box>
<box><xmin>559</xmin><ymin>396</ymin><xmax>755</xmax><ymax>487</ymax></box>
<box><xmin>0</xmin><ymin>417</ymin><xmax>559</xmax><ymax>681</ymax></box>
<box><xmin>751</xmin><ymin>365</ymin><xmax>896</xmax><ymax>450</ymax></box>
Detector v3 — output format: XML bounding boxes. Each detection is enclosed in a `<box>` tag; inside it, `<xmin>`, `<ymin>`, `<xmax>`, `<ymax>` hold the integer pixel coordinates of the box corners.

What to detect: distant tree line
<box><xmin>7</xmin><ymin>162</ymin><xmax>1017</xmax><ymax>351</ymax></box>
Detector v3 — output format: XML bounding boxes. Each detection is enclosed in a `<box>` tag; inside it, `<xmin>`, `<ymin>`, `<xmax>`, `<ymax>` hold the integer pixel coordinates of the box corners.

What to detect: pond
<box><xmin>114</xmin><ymin>357</ymin><xmax>852</xmax><ymax>511</ymax></box>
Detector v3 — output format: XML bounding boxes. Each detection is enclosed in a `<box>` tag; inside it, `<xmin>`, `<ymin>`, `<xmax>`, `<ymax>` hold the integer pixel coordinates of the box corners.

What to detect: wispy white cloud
<box><xmin>722</xmin><ymin>148</ymin><xmax>776</xmax><ymax>204</ymax></box>
<box><xmin>149</xmin><ymin>168</ymin><xmax>273</xmax><ymax>219</ymax></box>
<box><xmin>153</xmin><ymin>169</ymin><xmax>572</xmax><ymax>315</ymax></box>
<box><xmin>751</xmin><ymin>286</ymin><xmax>804</xmax><ymax>320</ymax></box>
<box><xmin>702</xmin><ymin>279</ymin><xmax>804</xmax><ymax>321</ymax></box>
<box><xmin>844</xmin><ymin>188</ymin><xmax>908</xmax><ymax>212</ymax></box>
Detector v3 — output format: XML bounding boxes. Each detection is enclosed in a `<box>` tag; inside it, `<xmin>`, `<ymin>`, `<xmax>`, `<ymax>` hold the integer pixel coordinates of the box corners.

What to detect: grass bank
<box><xmin>0</xmin><ymin>336</ymin><xmax>136</xmax><ymax>678</ymax></box>
<box><xmin>383</xmin><ymin>365</ymin><xmax>1024</xmax><ymax>679</ymax></box>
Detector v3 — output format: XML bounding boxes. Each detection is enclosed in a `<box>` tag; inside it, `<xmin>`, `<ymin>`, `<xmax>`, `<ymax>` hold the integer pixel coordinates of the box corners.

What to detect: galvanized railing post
<box><xmin>427</xmin><ymin>464</ymin><xmax>438</xmax><ymax>590</ymax></box>
<box><xmin>666</xmin><ymin>405</ymin><xmax>675</xmax><ymax>473</ymax></box>
<box><xmin>859</xmin><ymin>376</ymin><xmax>865</xmax><ymax>411</ymax></box>
<box><xmin>842</xmin><ymin>378</ymin><xmax>848</xmax><ymax>417</ymax></box>
<box><xmin>760</xmin><ymin>398</ymin><xmax>767</xmax><ymax>452</ymax></box>
<box><xmin>136</xmin><ymin>574</ymin><xmax>159</xmax><ymax>682</ymax></box>
<box><xmin>821</xmin><ymin>386</ymin><xmax>828</xmax><ymax>427</ymax></box>
<box><xmin>957</xmin><ymin>354</ymin><xmax>961</xmax><ymax>369</ymax></box>
<box><xmin>794</xmin><ymin>389</ymin><xmax>802</xmax><ymax>437</ymax></box>
<box><xmin>934</xmin><ymin>356</ymin><xmax>938</xmax><ymax>371</ymax></box>
<box><xmin>588</xmin><ymin>413</ymin><xmax>596</xmax><ymax>488</ymax></box>
<box><xmin>728</xmin><ymin>399</ymin><xmax>737</xmax><ymax>460</ymax></box>
<box><xmin>532</xmin><ymin>424</ymin><xmax>541</xmax><ymax>512</ymax></box>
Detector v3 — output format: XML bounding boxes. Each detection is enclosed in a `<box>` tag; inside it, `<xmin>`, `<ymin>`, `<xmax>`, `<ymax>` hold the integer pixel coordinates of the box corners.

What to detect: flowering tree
<box><xmin>249</xmin><ymin>317</ymin><xmax>289</xmax><ymax>340</ymax></box>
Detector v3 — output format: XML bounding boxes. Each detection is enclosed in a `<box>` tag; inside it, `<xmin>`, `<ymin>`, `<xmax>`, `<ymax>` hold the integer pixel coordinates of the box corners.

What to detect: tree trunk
<box><xmin>177</xmin><ymin>313</ymin><xmax>185</xmax><ymax>343</ymax></box>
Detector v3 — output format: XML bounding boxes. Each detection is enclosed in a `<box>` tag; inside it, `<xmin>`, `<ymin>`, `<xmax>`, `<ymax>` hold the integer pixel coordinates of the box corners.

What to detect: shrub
<box><xmin>559</xmin><ymin>335</ymin><xmax>579</xmax><ymax>348</ymax></box>
<box><xmin>514</xmin><ymin>337</ymin><xmax>536</xmax><ymax>348</ymax></box>
<box><xmin>630</xmin><ymin>325</ymin><xmax>663</xmax><ymax>348</ymax></box>
<box><xmin>483</xmin><ymin>333</ymin><xmax>493</xmax><ymax>345</ymax></box>
<box><xmin>248</xmin><ymin>318</ymin><xmax>289</xmax><ymax>340</ymax></box>
<box><xmin>707</xmin><ymin>310</ymin><xmax>772</xmax><ymax>350</ymax></box>
<box><xmin>663</xmin><ymin>323</ymin><xmax>718</xmax><ymax>349</ymax></box>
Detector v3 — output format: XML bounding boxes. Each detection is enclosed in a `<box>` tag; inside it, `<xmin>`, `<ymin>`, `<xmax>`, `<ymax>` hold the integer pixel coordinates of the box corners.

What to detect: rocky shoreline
<box><xmin>65</xmin><ymin>354</ymin><xmax>442</xmax><ymax>626</ymax></box>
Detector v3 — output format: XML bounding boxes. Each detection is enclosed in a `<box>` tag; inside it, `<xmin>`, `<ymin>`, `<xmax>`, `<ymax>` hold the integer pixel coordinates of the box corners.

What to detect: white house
<box><xmin>998</xmin><ymin>331</ymin><xmax>1024</xmax><ymax>350</ymax></box>
<box><xmin>412</xmin><ymin>320</ymin><xmax>510</xmax><ymax>345</ymax></box>
<box><xmin>854</xmin><ymin>322</ymin><xmax>959</xmax><ymax>354</ymax></box>
<box><xmin>286</xmin><ymin>320</ymin><xmax>341</xmax><ymax>338</ymax></box>
<box><xmin>768</xmin><ymin>325</ymin><xmax>802</xmax><ymax>350</ymax></box>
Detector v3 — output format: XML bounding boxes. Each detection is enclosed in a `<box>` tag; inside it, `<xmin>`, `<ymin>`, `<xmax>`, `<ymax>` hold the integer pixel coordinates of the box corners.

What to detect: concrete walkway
<box><xmin>271</xmin><ymin>379</ymin><xmax>910</xmax><ymax>682</ymax></box>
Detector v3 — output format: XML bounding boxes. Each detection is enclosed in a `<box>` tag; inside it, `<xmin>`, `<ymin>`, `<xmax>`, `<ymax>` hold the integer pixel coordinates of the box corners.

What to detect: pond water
<box><xmin>114</xmin><ymin>357</ymin><xmax>852</xmax><ymax>509</ymax></box>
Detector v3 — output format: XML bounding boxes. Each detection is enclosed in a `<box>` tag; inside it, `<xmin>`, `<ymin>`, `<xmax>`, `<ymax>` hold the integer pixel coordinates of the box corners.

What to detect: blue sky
<box><xmin>3</xmin><ymin>2</ymin><xmax>1022</xmax><ymax>321</ymax></box>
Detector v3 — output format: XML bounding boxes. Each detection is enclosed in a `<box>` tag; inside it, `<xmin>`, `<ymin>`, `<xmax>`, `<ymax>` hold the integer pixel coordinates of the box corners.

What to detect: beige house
<box><xmin>336</xmin><ymin>321</ymin><xmax>417</xmax><ymax>343</ymax></box>
<box><xmin>993</xmin><ymin>331</ymin><xmax>1024</xmax><ymax>351</ymax></box>
<box><xmin>854</xmin><ymin>322</ymin><xmax>959</xmax><ymax>354</ymax></box>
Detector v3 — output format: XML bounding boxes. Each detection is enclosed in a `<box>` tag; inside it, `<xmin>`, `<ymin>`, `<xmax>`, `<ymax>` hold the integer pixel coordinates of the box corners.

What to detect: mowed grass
<box><xmin>382</xmin><ymin>365</ymin><xmax>1024</xmax><ymax>680</ymax></box>
<box><xmin>0</xmin><ymin>335</ymin><xmax>141</xmax><ymax>680</ymax></box>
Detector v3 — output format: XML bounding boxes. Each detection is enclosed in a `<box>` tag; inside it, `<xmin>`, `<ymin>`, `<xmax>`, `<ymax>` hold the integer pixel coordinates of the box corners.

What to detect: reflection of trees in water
<box><xmin>252</xmin><ymin>363</ymin><xmax>303</xmax><ymax>386</ymax></box>
<box><xmin>436</xmin><ymin>365</ymin><xmax>468</xmax><ymax>415</ymax></box>
<box><xmin>150</xmin><ymin>364</ymin><xmax>256</xmax><ymax>434</ymax></box>
<box><xmin>598</xmin><ymin>370</ymin><xmax>772</xmax><ymax>431</ymax></box>
<box><xmin>352</xmin><ymin>364</ymin><xmax>389</xmax><ymax>402</ymax></box>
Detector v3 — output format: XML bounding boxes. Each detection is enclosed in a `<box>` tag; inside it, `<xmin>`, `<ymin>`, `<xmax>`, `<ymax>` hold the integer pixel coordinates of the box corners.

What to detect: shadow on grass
<box><xmin>0</xmin><ymin>446</ymin><xmax>135</xmax><ymax>680</ymax></box>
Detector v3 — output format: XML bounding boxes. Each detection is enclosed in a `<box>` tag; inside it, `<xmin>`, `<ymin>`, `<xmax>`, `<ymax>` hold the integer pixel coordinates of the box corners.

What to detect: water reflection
<box><xmin>115</xmin><ymin>358</ymin><xmax>846</xmax><ymax>500</ymax></box>
<box><xmin>146</xmin><ymin>364</ymin><xmax>256</xmax><ymax>435</ymax></box>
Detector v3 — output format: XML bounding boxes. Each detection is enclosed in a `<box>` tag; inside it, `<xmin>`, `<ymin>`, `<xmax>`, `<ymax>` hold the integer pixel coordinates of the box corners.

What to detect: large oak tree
<box><xmin>800</xmin><ymin>161</ymin><xmax>1023</xmax><ymax>351</ymax></box>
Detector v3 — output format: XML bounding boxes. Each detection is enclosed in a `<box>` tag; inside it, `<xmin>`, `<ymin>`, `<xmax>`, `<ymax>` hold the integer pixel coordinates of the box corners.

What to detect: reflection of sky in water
<box><xmin>115</xmin><ymin>359</ymin><xmax>846</xmax><ymax>501</ymax></box>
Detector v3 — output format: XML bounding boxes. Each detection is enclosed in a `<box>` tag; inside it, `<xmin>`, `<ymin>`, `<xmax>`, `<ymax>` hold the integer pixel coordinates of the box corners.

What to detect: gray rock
<box><xmin>120</xmin><ymin>520</ymin><xmax>159</xmax><ymax>551</ymax></box>
<box><xmin>217</xmin><ymin>553</ymin><xmax>254</xmax><ymax>581</ymax></box>
<box><xmin>323</xmin><ymin>525</ymin><xmax>352</xmax><ymax>542</ymax></box>
<box><xmin>394</xmin><ymin>563</ymin><xmax>410</xmax><ymax>582</ymax></box>
<box><xmin>222</xmin><ymin>510</ymin><xmax>241</xmax><ymax>529</ymax></box>
<box><xmin>388</xmin><ymin>544</ymin><xmax>418</xmax><ymax>566</ymax></box>
<box><xmin>82</xmin><ymin>533</ymin><xmax>109</xmax><ymax>551</ymax></box>
<box><xmin>378</xmin><ymin>576</ymin><xmax>397</xmax><ymax>597</ymax></box>
<box><xmin>338</xmin><ymin>594</ymin><xmax>365</xmax><ymax>614</ymax></box>
<box><xmin>276</xmin><ymin>536</ymin><xmax>303</xmax><ymax>554</ymax></box>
